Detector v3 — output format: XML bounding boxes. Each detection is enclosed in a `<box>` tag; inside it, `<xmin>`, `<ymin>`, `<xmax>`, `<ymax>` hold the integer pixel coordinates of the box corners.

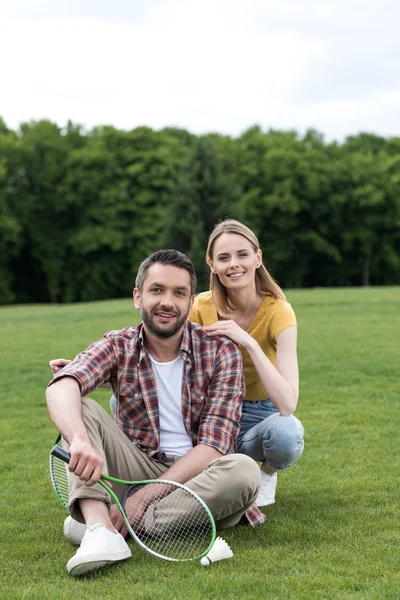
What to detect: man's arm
<box><xmin>196</xmin><ymin>338</ymin><xmax>245</xmax><ymax>454</ymax></box>
<box><xmin>46</xmin><ymin>335</ymin><xmax>119</xmax><ymax>484</ymax></box>
<box><xmin>49</xmin><ymin>358</ymin><xmax>112</xmax><ymax>388</ymax></box>
<box><xmin>158</xmin><ymin>445</ymin><xmax>222</xmax><ymax>483</ymax></box>
<box><xmin>46</xmin><ymin>377</ymin><xmax>105</xmax><ymax>486</ymax></box>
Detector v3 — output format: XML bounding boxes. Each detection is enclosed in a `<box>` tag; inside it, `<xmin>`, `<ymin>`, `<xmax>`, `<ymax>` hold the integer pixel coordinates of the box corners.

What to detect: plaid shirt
<box><xmin>49</xmin><ymin>320</ymin><xmax>265</xmax><ymax>527</ymax></box>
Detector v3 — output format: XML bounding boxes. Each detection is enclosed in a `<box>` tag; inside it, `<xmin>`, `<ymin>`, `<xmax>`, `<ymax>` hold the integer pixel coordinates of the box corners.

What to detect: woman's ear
<box><xmin>207</xmin><ymin>257</ymin><xmax>216</xmax><ymax>273</ymax></box>
<box><xmin>256</xmin><ymin>249</ymin><xmax>263</xmax><ymax>268</ymax></box>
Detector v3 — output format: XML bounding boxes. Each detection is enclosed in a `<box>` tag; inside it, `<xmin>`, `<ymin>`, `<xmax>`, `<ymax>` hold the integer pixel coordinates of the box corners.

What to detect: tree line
<box><xmin>1</xmin><ymin>118</ymin><xmax>399</xmax><ymax>304</ymax></box>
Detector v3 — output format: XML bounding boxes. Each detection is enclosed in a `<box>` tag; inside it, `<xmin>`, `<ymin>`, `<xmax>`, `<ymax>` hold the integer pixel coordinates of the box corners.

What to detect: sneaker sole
<box><xmin>67</xmin><ymin>550</ymin><xmax>132</xmax><ymax>576</ymax></box>
<box><xmin>69</xmin><ymin>560</ymin><xmax>114</xmax><ymax>576</ymax></box>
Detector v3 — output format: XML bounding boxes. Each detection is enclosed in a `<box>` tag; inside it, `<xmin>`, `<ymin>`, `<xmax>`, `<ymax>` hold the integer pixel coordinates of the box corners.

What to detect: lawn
<box><xmin>0</xmin><ymin>287</ymin><xmax>398</xmax><ymax>599</ymax></box>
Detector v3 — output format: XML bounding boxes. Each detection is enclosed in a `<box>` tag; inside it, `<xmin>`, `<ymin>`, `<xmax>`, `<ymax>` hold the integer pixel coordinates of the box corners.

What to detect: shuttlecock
<box><xmin>200</xmin><ymin>536</ymin><xmax>233</xmax><ymax>566</ymax></box>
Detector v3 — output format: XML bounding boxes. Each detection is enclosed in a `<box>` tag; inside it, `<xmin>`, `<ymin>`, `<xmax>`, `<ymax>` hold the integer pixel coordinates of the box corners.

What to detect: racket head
<box><xmin>49</xmin><ymin>444</ymin><xmax>217</xmax><ymax>562</ymax></box>
<box><xmin>121</xmin><ymin>480</ymin><xmax>216</xmax><ymax>562</ymax></box>
<box><xmin>49</xmin><ymin>434</ymin><xmax>69</xmax><ymax>509</ymax></box>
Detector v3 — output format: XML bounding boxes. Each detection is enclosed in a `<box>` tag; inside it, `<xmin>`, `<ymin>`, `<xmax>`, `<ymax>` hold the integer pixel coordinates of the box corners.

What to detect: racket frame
<box><xmin>49</xmin><ymin>434</ymin><xmax>69</xmax><ymax>509</ymax></box>
<box><xmin>50</xmin><ymin>442</ymin><xmax>217</xmax><ymax>562</ymax></box>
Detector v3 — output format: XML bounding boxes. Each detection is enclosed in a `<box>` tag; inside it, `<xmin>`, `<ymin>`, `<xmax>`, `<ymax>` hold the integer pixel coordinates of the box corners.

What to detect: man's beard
<box><xmin>140</xmin><ymin>306</ymin><xmax>189</xmax><ymax>339</ymax></box>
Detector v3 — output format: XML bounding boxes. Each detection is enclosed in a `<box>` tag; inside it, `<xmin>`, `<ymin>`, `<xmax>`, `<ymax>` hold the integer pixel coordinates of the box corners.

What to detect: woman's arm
<box><xmin>203</xmin><ymin>321</ymin><xmax>299</xmax><ymax>415</ymax></box>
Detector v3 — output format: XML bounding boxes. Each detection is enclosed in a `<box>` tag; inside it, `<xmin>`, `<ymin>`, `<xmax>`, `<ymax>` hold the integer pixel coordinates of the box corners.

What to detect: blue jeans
<box><xmin>238</xmin><ymin>400</ymin><xmax>304</xmax><ymax>470</ymax></box>
<box><xmin>110</xmin><ymin>394</ymin><xmax>117</xmax><ymax>415</ymax></box>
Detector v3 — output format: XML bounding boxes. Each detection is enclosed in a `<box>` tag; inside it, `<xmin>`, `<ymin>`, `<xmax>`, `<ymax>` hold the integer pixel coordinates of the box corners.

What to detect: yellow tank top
<box><xmin>189</xmin><ymin>291</ymin><xmax>297</xmax><ymax>401</ymax></box>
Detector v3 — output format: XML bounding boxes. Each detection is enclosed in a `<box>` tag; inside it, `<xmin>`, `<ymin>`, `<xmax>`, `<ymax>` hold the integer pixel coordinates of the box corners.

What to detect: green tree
<box><xmin>61</xmin><ymin>126</ymin><xmax>188</xmax><ymax>301</ymax></box>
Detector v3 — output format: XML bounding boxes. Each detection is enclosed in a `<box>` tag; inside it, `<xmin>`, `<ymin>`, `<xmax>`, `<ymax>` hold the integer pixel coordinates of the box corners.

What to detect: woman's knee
<box><xmin>261</xmin><ymin>413</ymin><xmax>304</xmax><ymax>468</ymax></box>
<box><xmin>266</xmin><ymin>413</ymin><xmax>304</xmax><ymax>440</ymax></box>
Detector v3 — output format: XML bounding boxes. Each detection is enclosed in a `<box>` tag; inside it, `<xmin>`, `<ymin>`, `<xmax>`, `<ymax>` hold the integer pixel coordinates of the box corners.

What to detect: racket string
<box><xmin>50</xmin><ymin>439</ymin><xmax>70</xmax><ymax>508</ymax></box>
<box><xmin>123</xmin><ymin>483</ymin><xmax>213</xmax><ymax>560</ymax></box>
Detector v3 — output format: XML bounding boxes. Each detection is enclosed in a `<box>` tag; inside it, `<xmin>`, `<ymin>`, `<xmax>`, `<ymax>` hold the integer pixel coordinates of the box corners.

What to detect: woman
<box><xmin>188</xmin><ymin>219</ymin><xmax>304</xmax><ymax>507</ymax></box>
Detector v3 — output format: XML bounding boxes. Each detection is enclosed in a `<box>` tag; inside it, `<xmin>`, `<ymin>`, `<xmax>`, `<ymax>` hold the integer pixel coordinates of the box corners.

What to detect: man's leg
<box><xmin>67</xmin><ymin>397</ymin><xmax>168</xmax><ymax>522</ymax></box>
<box><xmin>186</xmin><ymin>454</ymin><xmax>261</xmax><ymax>529</ymax></box>
<box><xmin>142</xmin><ymin>454</ymin><xmax>261</xmax><ymax>535</ymax></box>
<box><xmin>64</xmin><ymin>397</ymin><xmax>168</xmax><ymax>576</ymax></box>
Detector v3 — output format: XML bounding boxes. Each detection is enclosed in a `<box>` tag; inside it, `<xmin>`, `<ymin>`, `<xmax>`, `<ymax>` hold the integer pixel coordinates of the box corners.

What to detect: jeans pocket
<box><xmin>259</xmin><ymin>399</ymin><xmax>279</xmax><ymax>413</ymax></box>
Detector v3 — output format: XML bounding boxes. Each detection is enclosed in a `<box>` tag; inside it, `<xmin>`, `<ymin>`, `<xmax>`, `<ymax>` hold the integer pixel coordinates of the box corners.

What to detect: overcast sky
<box><xmin>1</xmin><ymin>0</ymin><xmax>399</xmax><ymax>141</ymax></box>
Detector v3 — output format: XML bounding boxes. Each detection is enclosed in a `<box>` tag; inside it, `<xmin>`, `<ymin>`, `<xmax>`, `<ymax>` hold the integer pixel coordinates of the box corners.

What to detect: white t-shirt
<box><xmin>149</xmin><ymin>354</ymin><xmax>193</xmax><ymax>457</ymax></box>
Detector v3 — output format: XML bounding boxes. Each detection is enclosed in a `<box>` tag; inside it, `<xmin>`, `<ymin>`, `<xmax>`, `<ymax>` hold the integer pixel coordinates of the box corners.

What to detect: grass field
<box><xmin>1</xmin><ymin>287</ymin><xmax>399</xmax><ymax>600</ymax></box>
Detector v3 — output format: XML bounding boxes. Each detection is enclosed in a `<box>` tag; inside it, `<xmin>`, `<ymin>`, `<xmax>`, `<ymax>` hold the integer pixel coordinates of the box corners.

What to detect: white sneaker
<box><xmin>64</xmin><ymin>516</ymin><xmax>87</xmax><ymax>545</ymax></box>
<box><xmin>66</xmin><ymin>523</ymin><xmax>131</xmax><ymax>576</ymax></box>
<box><xmin>255</xmin><ymin>471</ymin><xmax>278</xmax><ymax>507</ymax></box>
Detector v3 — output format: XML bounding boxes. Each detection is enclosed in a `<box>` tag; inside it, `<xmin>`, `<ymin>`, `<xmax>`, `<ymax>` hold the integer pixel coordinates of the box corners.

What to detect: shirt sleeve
<box><xmin>197</xmin><ymin>339</ymin><xmax>245</xmax><ymax>454</ymax></box>
<box><xmin>47</xmin><ymin>335</ymin><xmax>117</xmax><ymax>396</ymax></box>
<box><xmin>269</xmin><ymin>300</ymin><xmax>297</xmax><ymax>343</ymax></box>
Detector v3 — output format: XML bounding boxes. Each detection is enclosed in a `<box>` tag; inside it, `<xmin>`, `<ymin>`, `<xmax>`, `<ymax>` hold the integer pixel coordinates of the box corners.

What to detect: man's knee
<box><xmin>217</xmin><ymin>454</ymin><xmax>261</xmax><ymax>497</ymax></box>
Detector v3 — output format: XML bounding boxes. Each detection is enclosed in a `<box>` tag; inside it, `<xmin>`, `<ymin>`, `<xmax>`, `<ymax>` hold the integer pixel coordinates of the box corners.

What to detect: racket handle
<box><xmin>51</xmin><ymin>444</ymin><xmax>71</xmax><ymax>464</ymax></box>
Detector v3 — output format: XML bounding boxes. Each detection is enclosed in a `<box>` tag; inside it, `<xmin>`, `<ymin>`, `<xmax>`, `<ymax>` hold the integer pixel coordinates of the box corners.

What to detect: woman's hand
<box><xmin>203</xmin><ymin>320</ymin><xmax>255</xmax><ymax>349</ymax></box>
<box><xmin>49</xmin><ymin>357</ymin><xmax>112</xmax><ymax>388</ymax></box>
<box><xmin>49</xmin><ymin>358</ymin><xmax>71</xmax><ymax>376</ymax></box>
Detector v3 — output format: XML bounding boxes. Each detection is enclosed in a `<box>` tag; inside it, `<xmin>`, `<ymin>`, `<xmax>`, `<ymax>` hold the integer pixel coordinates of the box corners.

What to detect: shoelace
<box><xmin>79</xmin><ymin>524</ymin><xmax>106</xmax><ymax>550</ymax></box>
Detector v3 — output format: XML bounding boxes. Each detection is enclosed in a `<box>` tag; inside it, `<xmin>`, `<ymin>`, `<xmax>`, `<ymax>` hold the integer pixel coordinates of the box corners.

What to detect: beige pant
<box><xmin>68</xmin><ymin>397</ymin><xmax>261</xmax><ymax>530</ymax></box>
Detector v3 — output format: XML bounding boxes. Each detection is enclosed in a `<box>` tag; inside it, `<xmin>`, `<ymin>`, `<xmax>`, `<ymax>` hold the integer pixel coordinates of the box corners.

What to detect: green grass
<box><xmin>0</xmin><ymin>287</ymin><xmax>399</xmax><ymax>599</ymax></box>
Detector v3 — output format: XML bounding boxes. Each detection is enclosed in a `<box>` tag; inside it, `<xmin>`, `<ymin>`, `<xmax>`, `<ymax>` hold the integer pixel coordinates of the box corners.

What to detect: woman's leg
<box><xmin>239</xmin><ymin>410</ymin><xmax>304</xmax><ymax>470</ymax></box>
<box><xmin>238</xmin><ymin>401</ymin><xmax>304</xmax><ymax>506</ymax></box>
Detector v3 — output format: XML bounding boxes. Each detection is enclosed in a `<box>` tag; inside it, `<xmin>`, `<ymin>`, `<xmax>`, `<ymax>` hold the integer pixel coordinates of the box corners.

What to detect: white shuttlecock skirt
<box><xmin>200</xmin><ymin>536</ymin><xmax>233</xmax><ymax>566</ymax></box>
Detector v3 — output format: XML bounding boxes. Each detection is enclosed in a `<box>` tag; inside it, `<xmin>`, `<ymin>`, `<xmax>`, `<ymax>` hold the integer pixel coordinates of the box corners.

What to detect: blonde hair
<box><xmin>206</xmin><ymin>219</ymin><xmax>286</xmax><ymax>315</ymax></box>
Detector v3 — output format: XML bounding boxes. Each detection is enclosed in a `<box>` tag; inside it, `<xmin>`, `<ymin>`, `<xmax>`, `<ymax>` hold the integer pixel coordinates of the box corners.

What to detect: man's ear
<box><xmin>189</xmin><ymin>294</ymin><xmax>195</xmax><ymax>314</ymax></box>
<box><xmin>133</xmin><ymin>288</ymin><xmax>141</xmax><ymax>310</ymax></box>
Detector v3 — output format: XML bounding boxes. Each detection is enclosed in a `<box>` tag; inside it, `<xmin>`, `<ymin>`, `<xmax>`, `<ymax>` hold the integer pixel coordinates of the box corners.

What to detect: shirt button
<box><xmin>200</xmin><ymin>395</ymin><xmax>204</xmax><ymax>400</ymax></box>
<box><xmin>134</xmin><ymin>393</ymin><xmax>139</xmax><ymax>398</ymax></box>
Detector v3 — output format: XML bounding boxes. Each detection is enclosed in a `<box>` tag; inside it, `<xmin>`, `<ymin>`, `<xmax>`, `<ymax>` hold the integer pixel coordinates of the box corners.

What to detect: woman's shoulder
<box><xmin>261</xmin><ymin>295</ymin><xmax>296</xmax><ymax>316</ymax></box>
<box><xmin>255</xmin><ymin>296</ymin><xmax>297</xmax><ymax>339</ymax></box>
<box><xmin>193</xmin><ymin>290</ymin><xmax>213</xmax><ymax>307</ymax></box>
<box><xmin>189</xmin><ymin>290</ymin><xmax>217</xmax><ymax>325</ymax></box>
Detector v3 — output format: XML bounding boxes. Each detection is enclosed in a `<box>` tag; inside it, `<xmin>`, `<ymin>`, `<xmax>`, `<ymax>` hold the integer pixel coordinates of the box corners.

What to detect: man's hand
<box><xmin>68</xmin><ymin>439</ymin><xmax>104</xmax><ymax>487</ymax></box>
<box><xmin>110</xmin><ymin>494</ymin><xmax>147</xmax><ymax>538</ymax></box>
<box><xmin>110</xmin><ymin>483</ymin><xmax>168</xmax><ymax>537</ymax></box>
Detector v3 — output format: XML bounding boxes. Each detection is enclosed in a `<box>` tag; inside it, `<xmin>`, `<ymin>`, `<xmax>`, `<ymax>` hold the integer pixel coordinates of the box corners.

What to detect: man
<box><xmin>46</xmin><ymin>249</ymin><xmax>264</xmax><ymax>576</ymax></box>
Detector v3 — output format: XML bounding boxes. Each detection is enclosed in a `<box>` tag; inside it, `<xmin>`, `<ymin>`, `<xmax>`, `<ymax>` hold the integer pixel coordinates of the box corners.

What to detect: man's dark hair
<box><xmin>135</xmin><ymin>249</ymin><xmax>197</xmax><ymax>294</ymax></box>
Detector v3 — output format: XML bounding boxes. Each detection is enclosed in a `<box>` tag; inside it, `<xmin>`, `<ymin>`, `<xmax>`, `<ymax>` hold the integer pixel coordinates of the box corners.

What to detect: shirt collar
<box><xmin>136</xmin><ymin>321</ymin><xmax>193</xmax><ymax>362</ymax></box>
<box><xmin>179</xmin><ymin>320</ymin><xmax>193</xmax><ymax>361</ymax></box>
